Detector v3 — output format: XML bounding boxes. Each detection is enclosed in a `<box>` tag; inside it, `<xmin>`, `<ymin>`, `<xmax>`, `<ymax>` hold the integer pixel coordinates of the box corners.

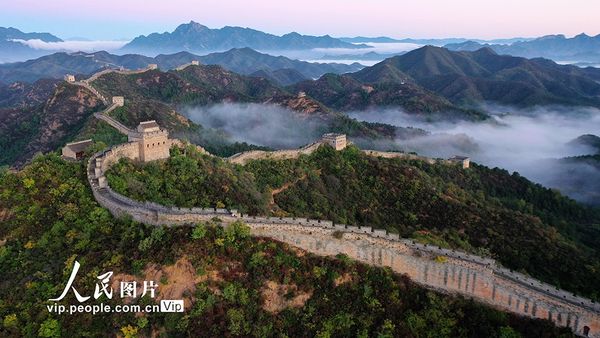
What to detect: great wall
<box><xmin>65</xmin><ymin>65</ymin><xmax>599</xmax><ymax>337</ymax></box>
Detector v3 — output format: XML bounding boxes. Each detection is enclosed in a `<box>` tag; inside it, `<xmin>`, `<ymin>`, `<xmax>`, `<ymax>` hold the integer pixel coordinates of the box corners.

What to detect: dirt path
<box><xmin>269</xmin><ymin>170</ymin><xmax>319</xmax><ymax>209</ymax></box>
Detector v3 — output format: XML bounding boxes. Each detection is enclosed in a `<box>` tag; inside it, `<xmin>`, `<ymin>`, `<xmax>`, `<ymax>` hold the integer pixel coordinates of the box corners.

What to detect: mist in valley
<box><xmin>349</xmin><ymin>105</ymin><xmax>600</xmax><ymax>204</ymax></box>
<box><xmin>182</xmin><ymin>102</ymin><xmax>600</xmax><ymax>203</ymax></box>
<box><xmin>182</xmin><ymin>103</ymin><xmax>324</xmax><ymax>149</ymax></box>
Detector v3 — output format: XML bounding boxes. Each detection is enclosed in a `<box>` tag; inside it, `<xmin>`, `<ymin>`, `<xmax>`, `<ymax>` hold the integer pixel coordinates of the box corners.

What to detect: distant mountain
<box><xmin>339</xmin><ymin>36</ymin><xmax>402</xmax><ymax>43</ymax></box>
<box><xmin>445</xmin><ymin>34</ymin><xmax>600</xmax><ymax>62</ymax></box>
<box><xmin>0</xmin><ymin>51</ymin><xmax>154</xmax><ymax>83</ymax></box>
<box><xmin>0</xmin><ymin>48</ymin><xmax>362</xmax><ymax>85</ymax></box>
<box><xmin>0</xmin><ymin>27</ymin><xmax>61</xmax><ymax>43</ymax></box>
<box><xmin>569</xmin><ymin>134</ymin><xmax>600</xmax><ymax>154</ymax></box>
<box><xmin>291</xmin><ymin>45</ymin><xmax>600</xmax><ymax>117</ymax></box>
<box><xmin>197</xmin><ymin>48</ymin><xmax>362</xmax><ymax>80</ymax></box>
<box><xmin>400</xmin><ymin>37</ymin><xmax>533</xmax><ymax>46</ymax></box>
<box><xmin>0</xmin><ymin>27</ymin><xmax>63</xmax><ymax>63</ymax></box>
<box><xmin>341</xmin><ymin>37</ymin><xmax>533</xmax><ymax>46</ymax></box>
<box><xmin>319</xmin><ymin>51</ymin><xmax>404</xmax><ymax>61</ymax></box>
<box><xmin>290</xmin><ymin>73</ymin><xmax>485</xmax><ymax>120</ymax></box>
<box><xmin>340</xmin><ymin>37</ymin><xmax>486</xmax><ymax>45</ymax></box>
<box><xmin>350</xmin><ymin>46</ymin><xmax>600</xmax><ymax>107</ymax></box>
<box><xmin>443</xmin><ymin>41</ymin><xmax>488</xmax><ymax>52</ymax></box>
<box><xmin>249</xmin><ymin>68</ymin><xmax>307</xmax><ymax>86</ymax></box>
<box><xmin>121</xmin><ymin>21</ymin><xmax>368</xmax><ymax>55</ymax></box>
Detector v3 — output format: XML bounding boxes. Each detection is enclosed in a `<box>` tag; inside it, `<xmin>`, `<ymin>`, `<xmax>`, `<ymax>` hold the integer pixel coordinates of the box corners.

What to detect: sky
<box><xmin>1</xmin><ymin>0</ymin><xmax>599</xmax><ymax>40</ymax></box>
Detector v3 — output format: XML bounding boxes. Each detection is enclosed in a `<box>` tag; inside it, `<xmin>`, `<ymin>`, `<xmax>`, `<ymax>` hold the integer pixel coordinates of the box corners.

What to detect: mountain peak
<box><xmin>409</xmin><ymin>45</ymin><xmax>447</xmax><ymax>56</ymax></box>
<box><xmin>403</xmin><ymin>45</ymin><xmax>436</xmax><ymax>54</ymax></box>
<box><xmin>537</xmin><ymin>34</ymin><xmax>566</xmax><ymax>41</ymax></box>
<box><xmin>574</xmin><ymin>32</ymin><xmax>591</xmax><ymax>39</ymax></box>
<box><xmin>122</xmin><ymin>23</ymin><xmax>363</xmax><ymax>53</ymax></box>
<box><xmin>228</xmin><ymin>47</ymin><xmax>260</xmax><ymax>55</ymax></box>
<box><xmin>174</xmin><ymin>21</ymin><xmax>209</xmax><ymax>34</ymax></box>
<box><xmin>473</xmin><ymin>46</ymin><xmax>497</xmax><ymax>56</ymax></box>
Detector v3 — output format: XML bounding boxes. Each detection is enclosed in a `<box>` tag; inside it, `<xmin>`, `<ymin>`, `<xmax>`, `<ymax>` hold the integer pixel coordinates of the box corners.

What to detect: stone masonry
<box><xmin>77</xmin><ymin>66</ymin><xmax>600</xmax><ymax>337</ymax></box>
<box><xmin>85</xmin><ymin>139</ymin><xmax>600</xmax><ymax>337</ymax></box>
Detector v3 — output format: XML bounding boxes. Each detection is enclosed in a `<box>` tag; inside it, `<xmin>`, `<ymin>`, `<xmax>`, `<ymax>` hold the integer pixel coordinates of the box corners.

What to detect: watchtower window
<box><xmin>584</xmin><ymin>326</ymin><xmax>590</xmax><ymax>337</ymax></box>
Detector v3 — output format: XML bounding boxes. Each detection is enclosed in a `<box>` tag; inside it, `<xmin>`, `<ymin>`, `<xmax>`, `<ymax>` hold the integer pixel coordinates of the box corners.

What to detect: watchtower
<box><xmin>62</xmin><ymin>139</ymin><xmax>93</xmax><ymax>160</ymax></box>
<box><xmin>136</xmin><ymin>121</ymin><xmax>170</xmax><ymax>162</ymax></box>
<box><xmin>448</xmin><ymin>155</ymin><xmax>471</xmax><ymax>169</ymax></box>
<box><xmin>112</xmin><ymin>96</ymin><xmax>124</xmax><ymax>107</ymax></box>
<box><xmin>322</xmin><ymin>133</ymin><xmax>347</xmax><ymax>151</ymax></box>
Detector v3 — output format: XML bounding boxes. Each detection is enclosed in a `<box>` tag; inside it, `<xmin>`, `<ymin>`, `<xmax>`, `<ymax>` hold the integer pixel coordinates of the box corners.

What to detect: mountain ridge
<box><xmin>445</xmin><ymin>33</ymin><xmax>600</xmax><ymax>62</ymax></box>
<box><xmin>0</xmin><ymin>48</ymin><xmax>362</xmax><ymax>85</ymax></box>
<box><xmin>121</xmin><ymin>21</ymin><xmax>368</xmax><ymax>54</ymax></box>
<box><xmin>294</xmin><ymin>45</ymin><xmax>600</xmax><ymax>111</ymax></box>
<box><xmin>0</xmin><ymin>26</ymin><xmax>63</xmax><ymax>63</ymax></box>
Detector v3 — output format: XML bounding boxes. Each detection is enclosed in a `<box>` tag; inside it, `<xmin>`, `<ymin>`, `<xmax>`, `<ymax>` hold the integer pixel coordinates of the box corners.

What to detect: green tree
<box><xmin>38</xmin><ymin>319</ymin><xmax>61</xmax><ymax>338</ymax></box>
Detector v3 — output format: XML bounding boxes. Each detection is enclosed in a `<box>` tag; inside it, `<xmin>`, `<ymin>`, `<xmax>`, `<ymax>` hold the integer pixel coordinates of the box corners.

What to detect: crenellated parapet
<box><xmin>77</xmin><ymin>65</ymin><xmax>599</xmax><ymax>337</ymax></box>
<box><xmin>227</xmin><ymin>141</ymin><xmax>327</xmax><ymax>165</ymax></box>
<box><xmin>86</xmin><ymin>142</ymin><xmax>600</xmax><ymax>337</ymax></box>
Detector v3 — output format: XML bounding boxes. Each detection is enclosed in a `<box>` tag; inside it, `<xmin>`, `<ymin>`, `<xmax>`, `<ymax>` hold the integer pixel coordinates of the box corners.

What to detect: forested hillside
<box><xmin>106</xmin><ymin>144</ymin><xmax>600</xmax><ymax>301</ymax></box>
<box><xmin>0</xmin><ymin>155</ymin><xmax>571</xmax><ymax>337</ymax></box>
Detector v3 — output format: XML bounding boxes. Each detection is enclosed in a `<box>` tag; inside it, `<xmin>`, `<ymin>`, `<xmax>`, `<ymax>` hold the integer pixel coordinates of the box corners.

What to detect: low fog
<box><xmin>12</xmin><ymin>39</ymin><xmax>128</xmax><ymax>52</ymax></box>
<box><xmin>349</xmin><ymin>105</ymin><xmax>600</xmax><ymax>204</ymax></box>
<box><xmin>182</xmin><ymin>103</ymin><xmax>324</xmax><ymax>149</ymax></box>
<box><xmin>182</xmin><ymin>102</ymin><xmax>599</xmax><ymax>203</ymax></box>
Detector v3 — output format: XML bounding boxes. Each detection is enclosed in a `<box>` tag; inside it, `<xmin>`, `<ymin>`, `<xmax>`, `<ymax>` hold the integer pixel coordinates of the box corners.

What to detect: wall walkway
<box><xmin>76</xmin><ymin>66</ymin><xmax>600</xmax><ymax>337</ymax></box>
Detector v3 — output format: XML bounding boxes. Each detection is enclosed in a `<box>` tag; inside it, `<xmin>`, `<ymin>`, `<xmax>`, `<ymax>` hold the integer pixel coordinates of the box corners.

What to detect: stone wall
<box><xmin>94</xmin><ymin>111</ymin><xmax>136</xmax><ymax>136</ymax></box>
<box><xmin>227</xmin><ymin>142</ymin><xmax>323</xmax><ymax>165</ymax></box>
<box><xmin>249</xmin><ymin>224</ymin><xmax>599</xmax><ymax>337</ymax></box>
<box><xmin>87</xmin><ymin>147</ymin><xmax>600</xmax><ymax>337</ymax></box>
<box><xmin>72</xmin><ymin>81</ymin><xmax>108</xmax><ymax>105</ymax></box>
<box><xmin>84</xmin><ymin>66</ymin><xmax>158</xmax><ymax>84</ymax></box>
<box><xmin>112</xmin><ymin>96</ymin><xmax>125</xmax><ymax>106</ymax></box>
<box><xmin>362</xmin><ymin>150</ymin><xmax>437</xmax><ymax>164</ymax></box>
<box><xmin>80</xmin><ymin>65</ymin><xmax>600</xmax><ymax>337</ymax></box>
<box><xmin>174</xmin><ymin>61</ymin><xmax>199</xmax><ymax>71</ymax></box>
<box><xmin>87</xmin><ymin>149</ymin><xmax>600</xmax><ymax>336</ymax></box>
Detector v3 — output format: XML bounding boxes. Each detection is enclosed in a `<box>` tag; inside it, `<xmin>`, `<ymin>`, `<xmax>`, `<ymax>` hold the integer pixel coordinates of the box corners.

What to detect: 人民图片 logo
<box><xmin>47</xmin><ymin>261</ymin><xmax>183</xmax><ymax>314</ymax></box>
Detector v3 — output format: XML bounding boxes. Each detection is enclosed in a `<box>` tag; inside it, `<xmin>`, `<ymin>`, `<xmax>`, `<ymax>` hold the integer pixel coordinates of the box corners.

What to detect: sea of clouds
<box><xmin>11</xmin><ymin>38</ymin><xmax>128</xmax><ymax>52</ymax></box>
<box><xmin>182</xmin><ymin>103</ymin><xmax>323</xmax><ymax>149</ymax></box>
<box><xmin>349</xmin><ymin>105</ymin><xmax>600</xmax><ymax>203</ymax></box>
<box><xmin>184</xmin><ymin>102</ymin><xmax>600</xmax><ymax>203</ymax></box>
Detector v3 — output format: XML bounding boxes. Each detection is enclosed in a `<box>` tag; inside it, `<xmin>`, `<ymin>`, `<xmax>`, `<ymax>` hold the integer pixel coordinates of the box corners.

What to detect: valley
<box><xmin>2</xmin><ymin>10</ymin><xmax>600</xmax><ymax>337</ymax></box>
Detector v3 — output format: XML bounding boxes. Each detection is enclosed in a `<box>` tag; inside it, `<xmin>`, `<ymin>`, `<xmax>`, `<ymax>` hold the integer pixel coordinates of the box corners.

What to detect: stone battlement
<box><xmin>174</xmin><ymin>60</ymin><xmax>200</xmax><ymax>71</ymax></box>
<box><xmin>227</xmin><ymin>141</ymin><xmax>325</xmax><ymax>165</ymax></box>
<box><xmin>86</xmin><ymin>143</ymin><xmax>600</xmax><ymax>337</ymax></box>
<box><xmin>77</xmin><ymin>65</ymin><xmax>599</xmax><ymax>337</ymax></box>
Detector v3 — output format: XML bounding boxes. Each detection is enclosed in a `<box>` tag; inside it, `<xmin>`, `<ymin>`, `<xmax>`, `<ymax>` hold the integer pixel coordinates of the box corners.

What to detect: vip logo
<box><xmin>160</xmin><ymin>300</ymin><xmax>184</xmax><ymax>312</ymax></box>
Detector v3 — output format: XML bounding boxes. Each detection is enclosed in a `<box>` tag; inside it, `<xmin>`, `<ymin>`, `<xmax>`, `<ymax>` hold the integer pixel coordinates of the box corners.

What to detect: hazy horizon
<box><xmin>2</xmin><ymin>0</ymin><xmax>599</xmax><ymax>40</ymax></box>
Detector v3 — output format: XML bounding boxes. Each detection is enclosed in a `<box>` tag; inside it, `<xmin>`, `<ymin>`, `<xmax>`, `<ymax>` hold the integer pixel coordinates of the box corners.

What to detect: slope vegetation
<box><xmin>0</xmin><ymin>153</ymin><xmax>574</xmax><ymax>337</ymax></box>
<box><xmin>106</xmin><ymin>145</ymin><xmax>600</xmax><ymax>301</ymax></box>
